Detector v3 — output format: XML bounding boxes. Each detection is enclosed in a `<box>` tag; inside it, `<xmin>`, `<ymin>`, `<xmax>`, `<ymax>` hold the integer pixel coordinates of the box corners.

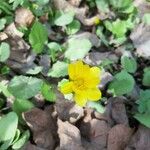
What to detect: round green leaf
<box><xmin>0</xmin><ymin>42</ymin><xmax>10</xmax><ymax>62</ymax></box>
<box><xmin>66</xmin><ymin>20</ymin><xmax>81</xmax><ymax>35</ymax></box>
<box><xmin>121</xmin><ymin>56</ymin><xmax>137</xmax><ymax>73</ymax></box>
<box><xmin>41</xmin><ymin>83</ymin><xmax>56</xmax><ymax>102</ymax></box>
<box><xmin>108</xmin><ymin>70</ymin><xmax>135</xmax><ymax>96</ymax></box>
<box><xmin>54</xmin><ymin>11</ymin><xmax>75</xmax><ymax>26</ymax></box>
<box><xmin>134</xmin><ymin>113</ymin><xmax>150</xmax><ymax>128</ymax></box>
<box><xmin>0</xmin><ymin>112</ymin><xmax>18</xmax><ymax>146</ymax></box>
<box><xmin>12</xmin><ymin>99</ymin><xmax>34</xmax><ymax>123</ymax></box>
<box><xmin>48</xmin><ymin>61</ymin><xmax>68</xmax><ymax>77</ymax></box>
<box><xmin>65</xmin><ymin>38</ymin><xmax>92</xmax><ymax>61</ymax></box>
<box><xmin>8</xmin><ymin>76</ymin><xmax>43</xmax><ymax>99</ymax></box>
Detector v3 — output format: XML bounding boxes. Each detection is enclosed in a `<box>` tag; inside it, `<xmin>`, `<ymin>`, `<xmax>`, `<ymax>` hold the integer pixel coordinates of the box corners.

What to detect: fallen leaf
<box><xmin>5</xmin><ymin>23</ymin><xmax>23</xmax><ymax>37</ymax></box>
<box><xmin>79</xmin><ymin>108</ymin><xmax>110</xmax><ymax>149</ymax></box>
<box><xmin>22</xmin><ymin>142</ymin><xmax>46</xmax><ymax>150</ymax></box>
<box><xmin>90</xmin><ymin>119</ymin><xmax>111</xmax><ymax>149</ymax></box>
<box><xmin>99</xmin><ymin>71</ymin><xmax>113</xmax><ymax>90</ymax></box>
<box><xmin>130</xmin><ymin>23</ymin><xmax>150</xmax><ymax>59</ymax></box>
<box><xmin>125</xmin><ymin>125</ymin><xmax>150</xmax><ymax>150</ymax></box>
<box><xmin>39</xmin><ymin>55</ymin><xmax>51</xmax><ymax>76</ymax></box>
<box><xmin>68</xmin><ymin>0</ymin><xmax>82</xmax><ymax>6</ymax></box>
<box><xmin>55</xmin><ymin>100</ymin><xmax>84</xmax><ymax>123</ymax></box>
<box><xmin>0</xmin><ymin>32</ymin><xmax>8</xmax><ymax>41</ymax></box>
<box><xmin>84</xmin><ymin>52</ymin><xmax>118</xmax><ymax>66</ymax></box>
<box><xmin>57</xmin><ymin>119</ymin><xmax>84</xmax><ymax>150</ymax></box>
<box><xmin>105</xmin><ymin>97</ymin><xmax>129</xmax><ymax>126</ymax></box>
<box><xmin>23</xmin><ymin>108</ymin><xmax>56</xmax><ymax>149</ymax></box>
<box><xmin>134</xmin><ymin>0</ymin><xmax>150</xmax><ymax>18</ymax></box>
<box><xmin>107</xmin><ymin>124</ymin><xmax>133</xmax><ymax>150</ymax></box>
<box><xmin>15</xmin><ymin>7</ymin><xmax>35</xmax><ymax>27</ymax></box>
<box><xmin>71</xmin><ymin>32</ymin><xmax>101</xmax><ymax>48</ymax></box>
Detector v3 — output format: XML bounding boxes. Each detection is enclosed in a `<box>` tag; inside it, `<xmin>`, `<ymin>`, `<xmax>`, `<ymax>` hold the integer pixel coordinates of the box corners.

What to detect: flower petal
<box><xmin>68</xmin><ymin>60</ymin><xmax>84</xmax><ymax>80</ymax></box>
<box><xmin>84</xmin><ymin>67</ymin><xmax>101</xmax><ymax>88</ymax></box>
<box><xmin>60</xmin><ymin>81</ymin><xmax>73</xmax><ymax>94</ymax></box>
<box><xmin>87</xmin><ymin>88</ymin><xmax>102</xmax><ymax>101</ymax></box>
<box><xmin>90</xmin><ymin>67</ymin><xmax>101</xmax><ymax>78</ymax></box>
<box><xmin>74</xmin><ymin>92</ymin><xmax>87</xmax><ymax>106</ymax></box>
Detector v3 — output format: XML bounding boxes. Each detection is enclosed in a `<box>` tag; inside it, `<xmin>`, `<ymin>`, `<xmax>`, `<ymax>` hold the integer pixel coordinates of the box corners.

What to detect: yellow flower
<box><xmin>60</xmin><ymin>60</ymin><xmax>102</xmax><ymax>106</ymax></box>
<box><xmin>94</xmin><ymin>17</ymin><xmax>101</xmax><ymax>25</ymax></box>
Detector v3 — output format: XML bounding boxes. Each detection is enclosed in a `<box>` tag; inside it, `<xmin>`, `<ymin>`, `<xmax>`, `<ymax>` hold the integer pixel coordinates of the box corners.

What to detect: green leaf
<box><xmin>47</xmin><ymin>42</ymin><xmax>61</xmax><ymax>52</ymax></box>
<box><xmin>66</xmin><ymin>20</ymin><xmax>81</xmax><ymax>35</ymax></box>
<box><xmin>12</xmin><ymin>130</ymin><xmax>30</xmax><ymax>149</ymax></box>
<box><xmin>87</xmin><ymin>101</ymin><xmax>105</xmax><ymax>113</ymax></box>
<box><xmin>105</xmin><ymin>19</ymin><xmax>127</xmax><ymax>38</ymax></box>
<box><xmin>136</xmin><ymin>90</ymin><xmax>150</xmax><ymax>113</ymax></box>
<box><xmin>65</xmin><ymin>38</ymin><xmax>92</xmax><ymax>61</ymax></box>
<box><xmin>54</xmin><ymin>10</ymin><xmax>75</xmax><ymax>26</ymax></box>
<box><xmin>26</xmin><ymin>66</ymin><xmax>43</xmax><ymax>75</ymax></box>
<box><xmin>96</xmin><ymin>26</ymin><xmax>109</xmax><ymax>47</ymax></box>
<box><xmin>9</xmin><ymin>0</ymin><xmax>25</xmax><ymax>9</ymax></box>
<box><xmin>121</xmin><ymin>56</ymin><xmax>137</xmax><ymax>73</ymax></box>
<box><xmin>135</xmin><ymin>90</ymin><xmax>150</xmax><ymax>127</ymax></box>
<box><xmin>8</xmin><ymin>76</ymin><xmax>43</xmax><ymax>99</ymax></box>
<box><xmin>95</xmin><ymin>0</ymin><xmax>109</xmax><ymax>13</ymax></box>
<box><xmin>0</xmin><ymin>18</ymin><xmax>6</xmax><ymax>30</ymax></box>
<box><xmin>143</xmin><ymin>67</ymin><xmax>150</xmax><ymax>86</ymax></box>
<box><xmin>47</xmin><ymin>42</ymin><xmax>62</xmax><ymax>62</ymax></box>
<box><xmin>143</xmin><ymin>13</ymin><xmax>150</xmax><ymax>25</ymax></box>
<box><xmin>0</xmin><ymin>81</ymin><xmax>12</xmax><ymax>97</ymax></box>
<box><xmin>0</xmin><ymin>1</ymin><xmax>12</xmax><ymax>15</ymax></box>
<box><xmin>0</xmin><ymin>42</ymin><xmax>10</xmax><ymax>62</ymax></box>
<box><xmin>36</xmin><ymin>0</ymin><xmax>49</xmax><ymax>5</ymax></box>
<box><xmin>109</xmin><ymin>0</ymin><xmax>133</xmax><ymax>10</ymax></box>
<box><xmin>48</xmin><ymin>61</ymin><xmax>68</xmax><ymax>77</ymax></box>
<box><xmin>108</xmin><ymin>70</ymin><xmax>135</xmax><ymax>96</ymax></box>
<box><xmin>29</xmin><ymin>21</ymin><xmax>48</xmax><ymax>54</ymax></box>
<box><xmin>134</xmin><ymin>113</ymin><xmax>150</xmax><ymax>128</ymax></box>
<box><xmin>41</xmin><ymin>83</ymin><xmax>56</xmax><ymax>102</ymax></box>
<box><xmin>0</xmin><ymin>112</ymin><xmax>18</xmax><ymax>149</ymax></box>
<box><xmin>12</xmin><ymin>129</ymin><xmax>20</xmax><ymax>145</ymax></box>
<box><xmin>12</xmin><ymin>99</ymin><xmax>34</xmax><ymax>123</ymax></box>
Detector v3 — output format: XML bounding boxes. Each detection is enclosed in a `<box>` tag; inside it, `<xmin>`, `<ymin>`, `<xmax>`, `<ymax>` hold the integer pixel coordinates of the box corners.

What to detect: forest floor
<box><xmin>0</xmin><ymin>0</ymin><xmax>150</xmax><ymax>150</ymax></box>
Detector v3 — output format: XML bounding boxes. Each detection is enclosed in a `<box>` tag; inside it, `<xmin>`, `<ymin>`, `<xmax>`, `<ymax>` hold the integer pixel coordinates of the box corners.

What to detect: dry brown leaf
<box><xmin>79</xmin><ymin>108</ymin><xmax>110</xmax><ymax>149</ymax></box>
<box><xmin>71</xmin><ymin>32</ymin><xmax>101</xmax><ymax>48</ymax></box>
<box><xmin>23</xmin><ymin>108</ymin><xmax>56</xmax><ymax>149</ymax></box>
<box><xmin>125</xmin><ymin>125</ymin><xmax>150</xmax><ymax>150</ymax></box>
<box><xmin>68</xmin><ymin>0</ymin><xmax>82</xmax><ymax>6</ymax></box>
<box><xmin>130</xmin><ymin>23</ymin><xmax>150</xmax><ymax>59</ymax></box>
<box><xmin>90</xmin><ymin>119</ymin><xmax>111</xmax><ymax>149</ymax></box>
<box><xmin>22</xmin><ymin>142</ymin><xmax>46</xmax><ymax>150</ymax></box>
<box><xmin>0</xmin><ymin>32</ymin><xmax>8</xmax><ymax>41</ymax></box>
<box><xmin>134</xmin><ymin>0</ymin><xmax>150</xmax><ymax>18</ymax></box>
<box><xmin>84</xmin><ymin>52</ymin><xmax>118</xmax><ymax>66</ymax></box>
<box><xmin>105</xmin><ymin>97</ymin><xmax>129</xmax><ymax>126</ymax></box>
<box><xmin>107</xmin><ymin>124</ymin><xmax>133</xmax><ymax>150</ymax></box>
<box><xmin>55</xmin><ymin>100</ymin><xmax>84</xmax><ymax>123</ymax></box>
<box><xmin>5</xmin><ymin>23</ymin><xmax>23</xmax><ymax>37</ymax></box>
<box><xmin>15</xmin><ymin>7</ymin><xmax>35</xmax><ymax>27</ymax></box>
<box><xmin>57</xmin><ymin>119</ymin><xmax>85</xmax><ymax>150</ymax></box>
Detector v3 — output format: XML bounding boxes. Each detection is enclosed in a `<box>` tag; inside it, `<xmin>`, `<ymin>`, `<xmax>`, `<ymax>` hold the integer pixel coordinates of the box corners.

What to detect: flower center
<box><xmin>74</xmin><ymin>78</ymin><xmax>85</xmax><ymax>90</ymax></box>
